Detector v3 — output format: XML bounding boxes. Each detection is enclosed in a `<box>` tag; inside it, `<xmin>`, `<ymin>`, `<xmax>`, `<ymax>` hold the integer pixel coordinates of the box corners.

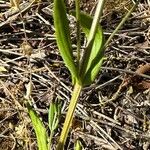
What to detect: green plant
<box><xmin>27</xmin><ymin>0</ymin><xmax>140</xmax><ymax>149</ymax></box>
<box><xmin>74</xmin><ymin>140</ymin><xmax>83</xmax><ymax>150</ymax></box>
<box><xmin>54</xmin><ymin>0</ymin><xmax>105</xmax><ymax>148</ymax></box>
<box><xmin>48</xmin><ymin>101</ymin><xmax>61</xmax><ymax>148</ymax></box>
<box><xmin>53</xmin><ymin>0</ymin><xmax>140</xmax><ymax>149</ymax></box>
<box><xmin>27</xmin><ymin>101</ymin><xmax>61</xmax><ymax>150</ymax></box>
<box><xmin>28</xmin><ymin>104</ymin><xmax>48</xmax><ymax>150</ymax></box>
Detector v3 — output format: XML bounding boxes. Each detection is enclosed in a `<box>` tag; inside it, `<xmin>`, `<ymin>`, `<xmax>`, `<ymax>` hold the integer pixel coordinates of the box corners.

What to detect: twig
<box><xmin>101</xmin><ymin>67</ymin><xmax>150</xmax><ymax>80</ymax></box>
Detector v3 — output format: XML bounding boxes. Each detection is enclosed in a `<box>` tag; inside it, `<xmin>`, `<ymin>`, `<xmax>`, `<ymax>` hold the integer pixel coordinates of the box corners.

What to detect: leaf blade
<box><xmin>71</xmin><ymin>11</ymin><xmax>104</xmax><ymax>85</ymax></box>
<box><xmin>53</xmin><ymin>0</ymin><xmax>78</xmax><ymax>82</ymax></box>
<box><xmin>27</xmin><ymin>104</ymin><xmax>48</xmax><ymax>150</ymax></box>
<box><xmin>75</xmin><ymin>140</ymin><xmax>83</xmax><ymax>150</ymax></box>
<box><xmin>48</xmin><ymin>102</ymin><xmax>61</xmax><ymax>132</ymax></box>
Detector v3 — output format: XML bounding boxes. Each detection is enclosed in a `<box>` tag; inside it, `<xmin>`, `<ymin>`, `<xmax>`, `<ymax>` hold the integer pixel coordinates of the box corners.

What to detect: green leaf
<box><xmin>48</xmin><ymin>102</ymin><xmax>61</xmax><ymax>132</ymax></box>
<box><xmin>48</xmin><ymin>102</ymin><xmax>56</xmax><ymax>131</ymax></box>
<box><xmin>71</xmin><ymin>11</ymin><xmax>104</xmax><ymax>86</ymax></box>
<box><xmin>53</xmin><ymin>0</ymin><xmax>78</xmax><ymax>83</ymax></box>
<box><xmin>75</xmin><ymin>140</ymin><xmax>83</xmax><ymax>150</ymax></box>
<box><xmin>27</xmin><ymin>104</ymin><xmax>48</xmax><ymax>150</ymax></box>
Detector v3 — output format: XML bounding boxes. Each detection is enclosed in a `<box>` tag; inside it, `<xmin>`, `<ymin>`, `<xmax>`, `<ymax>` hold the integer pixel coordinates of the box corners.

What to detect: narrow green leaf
<box><xmin>75</xmin><ymin>140</ymin><xmax>83</xmax><ymax>150</ymax></box>
<box><xmin>48</xmin><ymin>102</ymin><xmax>61</xmax><ymax>132</ymax></box>
<box><xmin>71</xmin><ymin>11</ymin><xmax>104</xmax><ymax>85</ymax></box>
<box><xmin>48</xmin><ymin>102</ymin><xmax>56</xmax><ymax>131</ymax></box>
<box><xmin>53</xmin><ymin>0</ymin><xmax>78</xmax><ymax>83</ymax></box>
<box><xmin>52</xmin><ymin>102</ymin><xmax>61</xmax><ymax>130</ymax></box>
<box><xmin>27</xmin><ymin>104</ymin><xmax>48</xmax><ymax>150</ymax></box>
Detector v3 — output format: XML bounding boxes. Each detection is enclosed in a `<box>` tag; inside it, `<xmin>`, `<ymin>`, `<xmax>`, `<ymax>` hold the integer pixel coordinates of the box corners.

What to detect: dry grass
<box><xmin>0</xmin><ymin>0</ymin><xmax>150</xmax><ymax>149</ymax></box>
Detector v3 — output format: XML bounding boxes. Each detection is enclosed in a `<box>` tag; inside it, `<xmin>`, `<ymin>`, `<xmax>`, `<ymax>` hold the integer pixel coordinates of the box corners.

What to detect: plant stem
<box><xmin>56</xmin><ymin>83</ymin><xmax>82</xmax><ymax>150</ymax></box>
<box><xmin>49</xmin><ymin>131</ymin><xmax>53</xmax><ymax>149</ymax></box>
<box><xmin>75</xmin><ymin>0</ymin><xmax>81</xmax><ymax>66</ymax></box>
<box><xmin>104</xmin><ymin>0</ymin><xmax>140</xmax><ymax>48</ymax></box>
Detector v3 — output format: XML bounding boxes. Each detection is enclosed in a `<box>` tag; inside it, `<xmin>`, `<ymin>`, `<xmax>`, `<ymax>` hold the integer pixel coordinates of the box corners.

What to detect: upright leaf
<box><xmin>75</xmin><ymin>140</ymin><xmax>83</xmax><ymax>150</ymax></box>
<box><xmin>53</xmin><ymin>0</ymin><xmax>78</xmax><ymax>83</ymax></box>
<box><xmin>48</xmin><ymin>102</ymin><xmax>61</xmax><ymax>132</ymax></box>
<box><xmin>71</xmin><ymin>11</ymin><xmax>104</xmax><ymax>85</ymax></box>
<box><xmin>48</xmin><ymin>102</ymin><xmax>56</xmax><ymax>131</ymax></box>
<box><xmin>27</xmin><ymin>104</ymin><xmax>48</xmax><ymax>150</ymax></box>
